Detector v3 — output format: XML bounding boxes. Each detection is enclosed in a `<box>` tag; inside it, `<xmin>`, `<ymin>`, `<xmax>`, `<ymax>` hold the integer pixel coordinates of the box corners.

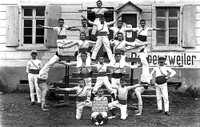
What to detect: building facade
<box><xmin>0</xmin><ymin>0</ymin><xmax>200</xmax><ymax>91</ymax></box>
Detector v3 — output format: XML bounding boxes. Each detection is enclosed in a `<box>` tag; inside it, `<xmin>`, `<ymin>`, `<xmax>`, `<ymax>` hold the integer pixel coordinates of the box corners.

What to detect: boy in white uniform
<box><xmin>37</xmin><ymin>18</ymin><xmax>75</xmax><ymax>80</ymax></box>
<box><xmin>150</xmin><ymin>56</ymin><xmax>176</xmax><ymax>116</ymax></box>
<box><xmin>91</xmin><ymin>88</ymin><xmax>108</xmax><ymax>126</ymax></box>
<box><xmin>60</xmin><ymin>52</ymin><xmax>92</xmax><ymax>101</ymax></box>
<box><xmin>26</xmin><ymin>50</ymin><xmax>43</xmax><ymax>106</ymax></box>
<box><xmin>56</xmin><ymin>78</ymin><xmax>93</xmax><ymax>120</ymax></box>
<box><xmin>108</xmin><ymin>82</ymin><xmax>136</xmax><ymax>120</ymax></box>
<box><xmin>82</xmin><ymin>15</ymin><xmax>121</xmax><ymax>61</ymax></box>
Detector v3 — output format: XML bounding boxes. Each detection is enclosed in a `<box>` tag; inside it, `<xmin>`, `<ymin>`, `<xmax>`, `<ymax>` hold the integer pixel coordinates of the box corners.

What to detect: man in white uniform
<box><xmin>150</xmin><ymin>56</ymin><xmax>176</xmax><ymax>116</ymax></box>
<box><xmin>37</xmin><ymin>18</ymin><xmax>75</xmax><ymax>80</ymax></box>
<box><xmin>26</xmin><ymin>50</ymin><xmax>43</xmax><ymax>105</ymax></box>
<box><xmin>56</xmin><ymin>78</ymin><xmax>93</xmax><ymax>120</ymax></box>
<box><xmin>108</xmin><ymin>82</ymin><xmax>137</xmax><ymax>120</ymax></box>
<box><xmin>82</xmin><ymin>15</ymin><xmax>121</xmax><ymax>61</ymax></box>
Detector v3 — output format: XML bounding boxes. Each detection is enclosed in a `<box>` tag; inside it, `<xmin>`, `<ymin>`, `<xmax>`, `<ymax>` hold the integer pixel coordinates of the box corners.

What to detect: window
<box><xmin>156</xmin><ymin>7</ymin><xmax>180</xmax><ymax>46</ymax></box>
<box><xmin>22</xmin><ymin>7</ymin><xmax>45</xmax><ymax>44</ymax></box>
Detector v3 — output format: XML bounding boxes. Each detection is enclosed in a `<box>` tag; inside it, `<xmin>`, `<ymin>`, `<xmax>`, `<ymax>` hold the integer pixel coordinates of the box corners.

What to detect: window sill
<box><xmin>151</xmin><ymin>46</ymin><xmax>185</xmax><ymax>52</ymax></box>
<box><xmin>16</xmin><ymin>44</ymin><xmax>49</xmax><ymax>51</ymax></box>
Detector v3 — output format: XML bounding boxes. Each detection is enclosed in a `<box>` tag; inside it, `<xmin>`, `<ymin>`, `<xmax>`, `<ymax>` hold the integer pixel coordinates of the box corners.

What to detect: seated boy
<box><xmin>91</xmin><ymin>88</ymin><xmax>108</xmax><ymax>126</ymax></box>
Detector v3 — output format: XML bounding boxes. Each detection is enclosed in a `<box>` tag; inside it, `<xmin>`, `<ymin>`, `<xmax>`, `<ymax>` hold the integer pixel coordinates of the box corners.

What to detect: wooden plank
<box><xmin>6</xmin><ymin>6</ymin><xmax>19</xmax><ymax>47</ymax></box>
<box><xmin>61</xmin><ymin>5</ymin><xmax>82</xmax><ymax>13</ymax></box>
<box><xmin>61</xmin><ymin>13</ymin><xmax>82</xmax><ymax>20</ymax></box>
<box><xmin>0</xmin><ymin>20</ymin><xmax>6</xmax><ymax>27</ymax></box>
<box><xmin>0</xmin><ymin>12</ymin><xmax>6</xmax><ymax>19</ymax></box>
<box><xmin>182</xmin><ymin>5</ymin><xmax>196</xmax><ymax>47</ymax></box>
<box><xmin>196</xmin><ymin>13</ymin><xmax>200</xmax><ymax>20</ymax></box>
<box><xmin>196</xmin><ymin>6</ymin><xmax>200</xmax><ymax>12</ymax></box>
<box><xmin>0</xmin><ymin>35</ymin><xmax>6</xmax><ymax>43</ymax></box>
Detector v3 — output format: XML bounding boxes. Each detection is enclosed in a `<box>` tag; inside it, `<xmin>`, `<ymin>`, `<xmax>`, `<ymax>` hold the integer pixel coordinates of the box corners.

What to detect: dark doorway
<box><xmin>122</xmin><ymin>14</ymin><xmax>137</xmax><ymax>42</ymax></box>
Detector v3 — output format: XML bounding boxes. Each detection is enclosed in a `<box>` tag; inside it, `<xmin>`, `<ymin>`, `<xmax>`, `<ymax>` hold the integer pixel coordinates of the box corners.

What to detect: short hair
<box><xmin>82</xmin><ymin>19</ymin><xmax>87</xmax><ymax>22</ymax></box>
<box><xmin>115</xmin><ymin>53</ymin><xmax>121</xmax><ymax>56</ymax></box>
<box><xmin>140</xmin><ymin>19</ymin><xmax>146</xmax><ymax>24</ymax></box>
<box><xmin>117</xmin><ymin>32</ymin><xmax>123</xmax><ymax>36</ymax></box>
<box><xmin>117</xmin><ymin>20</ymin><xmax>123</xmax><ymax>23</ymax></box>
<box><xmin>80</xmin><ymin>32</ymin><xmax>86</xmax><ymax>36</ymax></box>
<box><xmin>58</xmin><ymin>18</ymin><xmax>64</xmax><ymax>22</ymax></box>
<box><xmin>78</xmin><ymin>78</ymin><xmax>85</xmax><ymax>83</ymax></box>
<box><xmin>96</xmin><ymin>0</ymin><xmax>102</xmax><ymax>4</ymax></box>
<box><xmin>81</xmin><ymin>51</ymin><xmax>87</xmax><ymax>56</ymax></box>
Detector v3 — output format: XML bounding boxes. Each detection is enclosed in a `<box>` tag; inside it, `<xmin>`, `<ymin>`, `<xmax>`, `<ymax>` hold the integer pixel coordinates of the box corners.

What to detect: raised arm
<box><xmin>37</xmin><ymin>24</ymin><xmax>53</xmax><ymax>30</ymax></box>
<box><xmin>107</xmin><ymin>15</ymin><xmax>122</xmax><ymax>26</ymax></box>
<box><xmin>124</xmin><ymin>63</ymin><xmax>140</xmax><ymax>69</ymax></box>
<box><xmin>56</xmin><ymin>86</ymin><xmax>77</xmax><ymax>91</ymax></box>
<box><xmin>58</xmin><ymin>61</ymin><xmax>77</xmax><ymax>66</ymax></box>
<box><xmin>81</xmin><ymin>15</ymin><xmax>96</xmax><ymax>26</ymax></box>
<box><xmin>78</xmin><ymin>9</ymin><xmax>91</xmax><ymax>12</ymax></box>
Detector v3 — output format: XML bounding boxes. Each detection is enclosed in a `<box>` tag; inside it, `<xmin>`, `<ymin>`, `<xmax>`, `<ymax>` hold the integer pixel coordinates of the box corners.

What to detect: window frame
<box><xmin>151</xmin><ymin>4</ymin><xmax>185</xmax><ymax>51</ymax></box>
<box><xmin>18</xmin><ymin>4</ymin><xmax>49</xmax><ymax>50</ymax></box>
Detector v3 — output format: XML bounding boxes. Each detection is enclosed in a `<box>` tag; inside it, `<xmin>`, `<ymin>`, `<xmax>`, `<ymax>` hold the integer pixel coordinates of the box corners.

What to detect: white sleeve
<box><xmin>53</xmin><ymin>27</ymin><xmax>59</xmax><ymax>33</ymax></box>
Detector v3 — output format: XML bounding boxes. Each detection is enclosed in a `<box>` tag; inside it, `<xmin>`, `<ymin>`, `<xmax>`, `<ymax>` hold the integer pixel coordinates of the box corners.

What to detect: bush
<box><xmin>183</xmin><ymin>85</ymin><xmax>200</xmax><ymax>98</ymax></box>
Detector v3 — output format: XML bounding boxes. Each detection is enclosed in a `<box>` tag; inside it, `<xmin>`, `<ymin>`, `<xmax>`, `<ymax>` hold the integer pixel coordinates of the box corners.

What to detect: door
<box><xmin>122</xmin><ymin>14</ymin><xmax>137</xmax><ymax>42</ymax></box>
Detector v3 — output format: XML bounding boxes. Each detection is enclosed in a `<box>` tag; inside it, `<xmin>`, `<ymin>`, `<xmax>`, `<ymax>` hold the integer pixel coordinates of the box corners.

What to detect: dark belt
<box><xmin>76</xmin><ymin>96</ymin><xmax>87</xmax><ymax>102</ymax></box>
<box><xmin>115</xmin><ymin>49</ymin><xmax>125</xmax><ymax>55</ymax></box>
<box><xmin>79</xmin><ymin>48</ymin><xmax>89</xmax><ymax>53</ymax></box>
<box><xmin>38</xmin><ymin>78</ymin><xmax>46</xmax><ymax>84</ymax></box>
<box><xmin>96</xmin><ymin>14</ymin><xmax>104</xmax><ymax>18</ymax></box>
<box><xmin>78</xmin><ymin>73</ymin><xmax>91</xmax><ymax>78</ymax></box>
<box><xmin>140</xmin><ymin>82</ymin><xmax>149</xmax><ymax>89</ymax></box>
<box><xmin>29</xmin><ymin>69</ymin><xmax>39</xmax><ymax>74</ymax></box>
<box><xmin>117</xmin><ymin>98</ymin><xmax>127</xmax><ymax>105</ymax></box>
<box><xmin>98</xmin><ymin>32</ymin><xmax>107</xmax><ymax>36</ymax></box>
<box><xmin>112</xmin><ymin>73</ymin><xmax>124</xmax><ymax>79</ymax></box>
<box><xmin>57</xmin><ymin>35</ymin><xmax>67</xmax><ymax>39</ymax></box>
<box><xmin>137</xmin><ymin>35</ymin><xmax>147</xmax><ymax>42</ymax></box>
<box><xmin>98</xmin><ymin>72</ymin><xmax>107</xmax><ymax>77</ymax></box>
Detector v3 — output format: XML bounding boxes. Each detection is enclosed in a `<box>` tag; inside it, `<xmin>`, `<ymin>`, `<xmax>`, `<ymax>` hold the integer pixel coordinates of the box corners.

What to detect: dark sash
<box><xmin>112</xmin><ymin>73</ymin><xmax>124</xmax><ymax>79</ymax></box>
<box><xmin>118</xmin><ymin>98</ymin><xmax>127</xmax><ymax>105</ymax></box>
<box><xmin>29</xmin><ymin>69</ymin><xmax>39</xmax><ymax>74</ymax></box>
<box><xmin>78</xmin><ymin>73</ymin><xmax>91</xmax><ymax>78</ymax></box>
<box><xmin>137</xmin><ymin>35</ymin><xmax>147</xmax><ymax>42</ymax></box>
<box><xmin>57</xmin><ymin>35</ymin><xmax>67</xmax><ymax>39</ymax></box>
<box><xmin>98</xmin><ymin>72</ymin><xmax>107</xmax><ymax>77</ymax></box>
<box><xmin>79</xmin><ymin>48</ymin><xmax>89</xmax><ymax>53</ymax></box>
<box><xmin>76</xmin><ymin>96</ymin><xmax>87</xmax><ymax>102</ymax></box>
<box><xmin>98</xmin><ymin>32</ymin><xmax>107</xmax><ymax>36</ymax></box>
<box><xmin>115</xmin><ymin>49</ymin><xmax>125</xmax><ymax>55</ymax></box>
<box><xmin>38</xmin><ymin>78</ymin><xmax>46</xmax><ymax>84</ymax></box>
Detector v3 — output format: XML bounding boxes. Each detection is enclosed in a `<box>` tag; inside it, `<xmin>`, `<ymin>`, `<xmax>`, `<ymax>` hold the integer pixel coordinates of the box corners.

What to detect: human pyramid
<box><xmin>29</xmin><ymin>0</ymin><xmax>176</xmax><ymax>126</ymax></box>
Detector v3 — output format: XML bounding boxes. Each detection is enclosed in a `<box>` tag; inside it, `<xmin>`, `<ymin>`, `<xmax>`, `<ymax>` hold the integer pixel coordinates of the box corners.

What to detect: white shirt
<box><xmin>96</xmin><ymin>63</ymin><xmax>108</xmax><ymax>72</ymax></box>
<box><xmin>26</xmin><ymin>59</ymin><xmax>43</xmax><ymax>73</ymax></box>
<box><xmin>111</xmin><ymin>40</ymin><xmax>135</xmax><ymax>52</ymax></box>
<box><xmin>134</xmin><ymin>26</ymin><xmax>153</xmax><ymax>36</ymax></box>
<box><xmin>91</xmin><ymin>8</ymin><xmax>109</xmax><ymax>15</ymax></box>
<box><xmin>53</xmin><ymin>25</ymin><xmax>70</xmax><ymax>36</ymax></box>
<box><xmin>77</xmin><ymin>40</ymin><xmax>93</xmax><ymax>49</ymax></box>
<box><xmin>110</xmin><ymin>27</ymin><xmax>133</xmax><ymax>38</ymax></box>
<box><xmin>150</xmin><ymin>66</ymin><xmax>176</xmax><ymax>78</ymax></box>
<box><xmin>66</xmin><ymin>86</ymin><xmax>90</xmax><ymax>97</ymax></box>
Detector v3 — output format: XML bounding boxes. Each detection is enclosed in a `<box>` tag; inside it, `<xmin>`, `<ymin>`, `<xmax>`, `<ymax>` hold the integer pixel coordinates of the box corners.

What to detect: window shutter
<box><xmin>6</xmin><ymin>6</ymin><xmax>19</xmax><ymax>47</ymax></box>
<box><xmin>46</xmin><ymin>5</ymin><xmax>61</xmax><ymax>48</ymax></box>
<box><xmin>182</xmin><ymin>5</ymin><xmax>196</xmax><ymax>47</ymax></box>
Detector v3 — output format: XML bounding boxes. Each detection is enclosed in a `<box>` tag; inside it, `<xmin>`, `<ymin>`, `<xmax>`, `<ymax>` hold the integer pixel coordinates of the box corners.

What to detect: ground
<box><xmin>0</xmin><ymin>92</ymin><xmax>200</xmax><ymax>127</ymax></box>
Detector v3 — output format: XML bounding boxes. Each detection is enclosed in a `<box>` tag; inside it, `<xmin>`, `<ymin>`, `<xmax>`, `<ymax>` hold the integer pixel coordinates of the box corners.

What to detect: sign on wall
<box><xmin>92</xmin><ymin>100</ymin><xmax>108</xmax><ymax>112</ymax></box>
<box><xmin>126</xmin><ymin>52</ymin><xmax>200</xmax><ymax>68</ymax></box>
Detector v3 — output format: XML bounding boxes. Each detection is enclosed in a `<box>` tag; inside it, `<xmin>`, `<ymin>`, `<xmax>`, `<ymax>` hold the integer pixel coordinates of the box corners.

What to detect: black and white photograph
<box><xmin>0</xmin><ymin>0</ymin><xmax>200</xmax><ymax>126</ymax></box>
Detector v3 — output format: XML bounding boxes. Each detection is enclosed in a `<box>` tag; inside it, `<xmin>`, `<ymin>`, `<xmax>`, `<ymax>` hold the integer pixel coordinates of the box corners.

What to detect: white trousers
<box><xmin>155</xmin><ymin>83</ymin><xmax>169</xmax><ymax>112</ymax></box>
<box><xmin>28</xmin><ymin>73</ymin><xmax>41</xmax><ymax>103</ymax></box>
<box><xmin>76</xmin><ymin>101</ymin><xmax>92</xmax><ymax>120</ymax></box>
<box><xmin>38</xmin><ymin>81</ymin><xmax>48</xmax><ymax>104</ymax></box>
<box><xmin>39</xmin><ymin>55</ymin><xmax>60</xmax><ymax>79</ymax></box>
<box><xmin>84</xmin><ymin>77</ymin><xmax>92</xmax><ymax>100</ymax></box>
<box><xmin>108</xmin><ymin>100</ymin><xmax>128</xmax><ymax>120</ymax></box>
<box><xmin>93</xmin><ymin>76</ymin><xmax>113</xmax><ymax>94</ymax></box>
<box><xmin>91</xmin><ymin>36</ymin><xmax>112</xmax><ymax>60</ymax></box>
<box><xmin>91</xmin><ymin>112</ymin><xmax>107</xmax><ymax>118</ymax></box>
<box><xmin>111</xmin><ymin>78</ymin><xmax>120</xmax><ymax>97</ymax></box>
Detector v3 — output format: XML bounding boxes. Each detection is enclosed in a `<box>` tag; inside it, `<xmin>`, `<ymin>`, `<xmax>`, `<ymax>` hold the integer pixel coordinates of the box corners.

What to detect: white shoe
<box><xmin>108</xmin><ymin>116</ymin><xmax>116</xmax><ymax>119</ymax></box>
<box><xmin>100</xmin><ymin>121</ymin><xmax>104</xmax><ymax>125</ymax></box>
<box><xmin>95</xmin><ymin>122</ymin><xmax>99</xmax><ymax>126</ymax></box>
